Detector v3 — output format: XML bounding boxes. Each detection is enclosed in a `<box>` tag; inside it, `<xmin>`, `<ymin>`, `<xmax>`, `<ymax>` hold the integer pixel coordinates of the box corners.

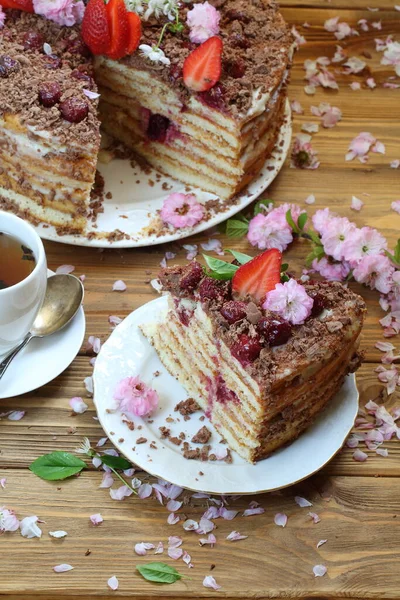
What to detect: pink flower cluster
<box><xmin>33</xmin><ymin>0</ymin><xmax>85</xmax><ymax>26</ymax></box>
<box><xmin>160</xmin><ymin>193</ymin><xmax>205</xmax><ymax>228</ymax></box>
<box><xmin>186</xmin><ymin>2</ymin><xmax>220</xmax><ymax>44</ymax></box>
<box><xmin>114</xmin><ymin>376</ymin><xmax>159</xmax><ymax>417</ymax></box>
<box><xmin>247</xmin><ymin>203</ymin><xmax>305</xmax><ymax>252</ymax></box>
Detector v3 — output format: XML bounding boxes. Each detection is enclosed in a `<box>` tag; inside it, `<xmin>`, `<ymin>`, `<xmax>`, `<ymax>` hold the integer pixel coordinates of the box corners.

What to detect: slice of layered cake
<box><xmin>0</xmin><ymin>11</ymin><xmax>101</xmax><ymax>234</ymax></box>
<box><xmin>141</xmin><ymin>251</ymin><xmax>366</xmax><ymax>463</ymax></box>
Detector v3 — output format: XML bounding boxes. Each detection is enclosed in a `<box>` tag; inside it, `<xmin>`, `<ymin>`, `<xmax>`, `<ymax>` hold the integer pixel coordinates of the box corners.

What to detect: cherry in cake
<box><xmin>141</xmin><ymin>251</ymin><xmax>366</xmax><ymax>463</ymax></box>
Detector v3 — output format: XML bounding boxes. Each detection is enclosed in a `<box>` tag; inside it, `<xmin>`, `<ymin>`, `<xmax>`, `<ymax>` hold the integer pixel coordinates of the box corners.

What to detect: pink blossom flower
<box><xmin>160</xmin><ymin>193</ymin><xmax>204</xmax><ymax>228</ymax></box>
<box><xmin>33</xmin><ymin>0</ymin><xmax>85</xmax><ymax>26</ymax></box>
<box><xmin>353</xmin><ymin>255</ymin><xmax>394</xmax><ymax>293</ymax></box>
<box><xmin>311</xmin><ymin>257</ymin><xmax>350</xmax><ymax>282</ymax></box>
<box><xmin>0</xmin><ymin>7</ymin><xmax>6</xmax><ymax>28</ymax></box>
<box><xmin>312</xmin><ymin>208</ymin><xmax>337</xmax><ymax>234</ymax></box>
<box><xmin>341</xmin><ymin>227</ymin><xmax>387</xmax><ymax>262</ymax></box>
<box><xmin>291</xmin><ymin>134</ymin><xmax>320</xmax><ymax>169</ymax></box>
<box><xmin>321</xmin><ymin>216</ymin><xmax>356</xmax><ymax>261</ymax></box>
<box><xmin>247</xmin><ymin>213</ymin><xmax>293</xmax><ymax>252</ymax></box>
<box><xmin>186</xmin><ymin>2</ymin><xmax>220</xmax><ymax>44</ymax></box>
<box><xmin>114</xmin><ymin>376</ymin><xmax>159</xmax><ymax>417</ymax></box>
<box><xmin>345</xmin><ymin>132</ymin><xmax>376</xmax><ymax>162</ymax></box>
<box><xmin>263</xmin><ymin>279</ymin><xmax>314</xmax><ymax>325</ymax></box>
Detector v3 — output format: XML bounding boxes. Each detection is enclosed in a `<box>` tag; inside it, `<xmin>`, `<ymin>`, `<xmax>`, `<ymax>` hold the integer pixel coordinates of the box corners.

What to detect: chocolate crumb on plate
<box><xmin>136</xmin><ymin>437</ymin><xmax>147</xmax><ymax>444</ymax></box>
<box><xmin>191</xmin><ymin>426</ymin><xmax>211</xmax><ymax>444</ymax></box>
<box><xmin>175</xmin><ymin>398</ymin><xmax>201</xmax><ymax>416</ymax></box>
<box><xmin>170</xmin><ymin>436</ymin><xmax>182</xmax><ymax>446</ymax></box>
<box><xmin>182</xmin><ymin>442</ymin><xmax>200</xmax><ymax>460</ymax></box>
<box><xmin>159</xmin><ymin>426</ymin><xmax>170</xmax><ymax>438</ymax></box>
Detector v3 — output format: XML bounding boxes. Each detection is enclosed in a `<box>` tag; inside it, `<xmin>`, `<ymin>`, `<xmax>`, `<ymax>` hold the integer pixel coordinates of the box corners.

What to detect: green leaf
<box><xmin>298</xmin><ymin>212</ymin><xmax>308</xmax><ymax>231</ymax></box>
<box><xmin>281</xmin><ymin>263</ymin><xmax>289</xmax><ymax>272</ymax></box>
<box><xmin>307</xmin><ymin>230</ymin><xmax>322</xmax><ymax>245</ymax></box>
<box><xmin>226</xmin><ymin>219</ymin><xmax>249</xmax><ymax>238</ymax></box>
<box><xmin>305</xmin><ymin>245</ymin><xmax>325</xmax><ymax>267</ymax></box>
<box><xmin>29</xmin><ymin>452</ymin><xmax>86</xmax><ymax>481</ymax></box>
<box><xmin>285</xmin><ymin>209</ymin><xmax>299</xmax><ymax>234</ymax></box>
<box><xmin>137</xmin><ymin>562</ymin><xmax>183</xmax><ymax>584</ymax></box>
<box><xmin>100</xmin><ymin>454</ymin><xmax>131</xmax><ymax>470</ymax></box>
<box><xmin>203</xmin><ymin>255</ymin><xmax>238</xmax><ymax>280</ymax></box>
<box><xmin>280</xmin><ymin>273</ymin><xmax>290</xmax><ymax>283</ymax></box>
<box><xmin>253</xmin><ymin>198</ymin><xmax>273</xmax><ymax>216</ymax></box>
<box><xmin>394</xmin><ymin>239</ymin><xmax>400</xmax><ymax>264</ymax></box>
<box><xmin>227</xmin><ymin>249</ymin><xmax>253</xmax><ymax>265</ymax></box>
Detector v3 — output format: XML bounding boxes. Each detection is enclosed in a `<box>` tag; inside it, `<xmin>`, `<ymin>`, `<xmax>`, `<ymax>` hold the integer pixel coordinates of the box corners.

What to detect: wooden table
<box><xmin>1</xmin><ymin>1</ymin><xmax>400</xmax><ymax>598</ymax></box>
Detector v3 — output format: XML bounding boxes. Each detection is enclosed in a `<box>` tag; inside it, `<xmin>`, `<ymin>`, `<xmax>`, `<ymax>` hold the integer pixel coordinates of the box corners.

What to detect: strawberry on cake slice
<box><xmin>141</xmin><ymin>250</ymin><xmax>366</xmax><ymax>463</ymax></box>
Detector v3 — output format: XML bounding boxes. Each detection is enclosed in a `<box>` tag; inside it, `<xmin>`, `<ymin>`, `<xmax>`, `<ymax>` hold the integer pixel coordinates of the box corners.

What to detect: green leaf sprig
<box><xmin>385</xmin><ymin>239</ymin><xmax>400</xmax><ymax>268</ymax></box>
<box><xmin>137</xmin><ymin>562</ymin><xmax>184</xmax><ymax>584</ymax></box>
<box><xmin>222</xmin><ymin>199</ymin><xmax>274</xmax><ymax>238</ymax></box>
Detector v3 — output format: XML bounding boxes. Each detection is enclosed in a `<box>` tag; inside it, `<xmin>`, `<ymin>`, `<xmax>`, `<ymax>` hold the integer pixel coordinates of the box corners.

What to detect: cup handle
<box><xmin>0</xmin><ymin>333</ymin><xmax>33</xmax><ymax>381</ymax></box>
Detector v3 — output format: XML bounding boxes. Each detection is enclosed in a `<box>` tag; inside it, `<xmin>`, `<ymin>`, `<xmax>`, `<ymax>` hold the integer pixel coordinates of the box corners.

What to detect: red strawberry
<box><xmin>81</xmin><ymin>0</ymin><xmax>111</xmax><ymax>56</ymax></box>
<box><xmin>183</xmin><ymin>36</ymin><xmax>223</xmax><ymax>92</ymax></box>
<box><xmin>0</xmin><ymin>0</ymin><xmax>34</xmax><ymax>11</ymax></box>
<box><xmin>232</xmin><ymin>249</ymin><xmax>282</xmax><ymax>303</ymax></box>
<box><xmin>126</xmin><ymin>11</ymin><xmax>141</xmax><ymax>55</ymax></box>
<box><xmin>106</xmin><ymin>0</ymin><xmax>129</xmax><ymax>60</ymax></box>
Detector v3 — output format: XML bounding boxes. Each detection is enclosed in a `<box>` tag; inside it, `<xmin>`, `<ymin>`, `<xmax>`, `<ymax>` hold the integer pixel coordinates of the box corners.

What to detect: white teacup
<box><xmin>0</xmin><ymin>211</ymin><xmax>47</xmax><ymax>359</ymax></box>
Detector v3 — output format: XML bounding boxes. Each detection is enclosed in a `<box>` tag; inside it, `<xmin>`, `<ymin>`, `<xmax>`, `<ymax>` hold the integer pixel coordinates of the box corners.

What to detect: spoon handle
<box><xmin>0</xmin><ymin>334</ymin><xmax>33</xmax><ymax>381</ymax></box>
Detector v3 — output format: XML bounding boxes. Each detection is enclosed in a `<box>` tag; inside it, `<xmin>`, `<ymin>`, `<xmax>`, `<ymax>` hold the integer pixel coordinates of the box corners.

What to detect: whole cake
<box><xmin>141</xmin><ymin>251</ymin><xmax>366</xmax><ymax>463</ymax></box>
<box><xmin>0</xmin><ymin>0</ymin><xmax>293</xmax><ymax>233</ymax></box>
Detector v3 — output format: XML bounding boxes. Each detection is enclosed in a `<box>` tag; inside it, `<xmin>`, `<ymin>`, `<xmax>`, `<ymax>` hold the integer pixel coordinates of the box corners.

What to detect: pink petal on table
<box><xmin>109</xmin><ymin>485</ymin><xmax>133</xmax><ymax>500</ymax></box>
<box><xmin>168</xmin><ymin>547</ymin><xmax>183</xmax><ymax>560</ymax></box>
<box><xmin>159</xmin><ymin>257</ymin><xmax>167</xmax><ymax>268</ymax></box>
<box><xmin>201</xmin><ymin>239</ymin><xmax>224</xmax><ymax>255</ymax></box>
<box><xmin>109</xmin><ymin>315</ymin><xmax>123</xmax><ymax>327</ymax></box>
<box><xmin>372</xmin><ymin>141</ymin><xmax>385</xmax><ymax>154</ymax></box>
<box><xmin>274</xmin><ymin>513</ymin><xmax>287</xmax><ymax>527</ymax></box>
<box><xmin>20</xmin><ymin>515</ymin><xmax>42</xmax><ymax>538</ymax></box>
<box><xmin>375</xmin><ymin>342</ymin><xmax>395</xmax><ymax>352</ymax></box>
<box><xmin>226</xmin><ymin>531</ymin><xmax>248</xmax><ymax>541</ymax></box>
<box><xmin>107</xmin><ymin>575</ymin><xmax>119</xmax><ymax>590</ymax></box>
<box><xmin>182</xmin><ymin>550</ymin><xmax>193</xmax><ymax>567</ymax></box>
<box><xmin>183</xmin><ymin>519</ymin><xmax>199</xmax><ymax>531</ymax></box>
<box><xmin>313</xmin><ymin>564</ymin><xmax>327</xmax><ymax>577</ymax></box>
<box><xmin>346</xmin><ymin>435</ymin><xmax>359</xmax><ymax>448</ymax></box>
<box><xmin>154</xmin><ymin>541</ymin><xmax>164</xmax><ymax>554</ymax></box>
<box><xmin>87</xmin><ymin>335</ymin><xmax>101</xmax><ymax>354</ymax></box>
<box><xmin>182</xmin><ymin>244</ymin><xmax>198</xmax><ymax>260</ymax></box>
<box><xmin>90</xmin><ymin>513</ymin><xmax>103</xmax><ymax>526</ymax></box>
<box><xmin>79</xmin><ymin>274</ymin><xmax>86</xmax><ymax>282</ymax></box>
<box><xmin>219</xmin><ymin>507</ymin><xmax>238</xmax><ymax>520</ymax></box>
<box><xmin>134</xmin><ymin>542</ymin><xmax>155</xmax><ymax>556</ymax></box>
<box><xmin>123</xmin><ymin>468</ymin><xmax>135</xmax><ymax>477</ymax></box>
<box><xmin>168</xmin><ymin>535</ymin><xmax>182</xmax><ymax>548</ymax></box>
<box><xmin>295</xmin><ymin>496</ymin><xmax>313</xmax><ymax>507</ymax></box>
<box><xmin>196</xmin><ymin>517</ymin><xmax>215</xmax><ymax>534</ymax></box>
<box><xmin>391</xmin><ymin>200</ymin><xmax>400</xmax><ymax>214</ymax></box>
<box><xmin>350</xmin><ymin>82</ymin><xmax>361</xmax><ymax>90</ymax></box>
<box><xmin>351</xmin><ymin>196</ymin><xmax>364</xmax><ymax>211</ymax></box>
<box><xmin>56</xmin><ymin>265</ymin><xmax>75</xmax><ymax>274</ymax></box>
<box><xmin>167</xmin><ymin>484</ymin><xmax>183</xmax><ymax>500</ymax></box>
<box><xmin>366</xmin><ymin>77</ymin><xmax>376</xmax><ymax>89</ymax></box>
<box><xmin>8</xmin><ymin>411</ymin><xmax>25</xmax><ymax>421</ymax></box>
<box><xmin>243</xmin><ymin>507</ymin><xmax>265</xmax><ymax>517</ymax></box>
<box><xmin>302</xmin><ymin>122</ymin><xmax>319</xmax><ymax>134</ymax></box>
<box><xmin>199</xmin><ymin>533</ymin><xmax>216</xmax><ymax>546</ymax></box>
<box><xmin>138</xmin><ymin>483</ymin><xmax>153</xmax><ymax>499</ymax></box>
<box><xmin>290</xmin><ymin>99</ymin><xmax>304</xmax><ymax>114</ymax></box>
<box><xmin>353</xmin><ymin>449</ymin><xmax>368</xmax><ymax>462</ymax></box>
<box><xmin>203</xmin><ymin>575</ymin><xmax>221</xmax><ymax>590</ymax></box>
<box><xmin>390</xmin><ymin>159</ymin><xmax>400</xmax><ymax>168</ymax></box>
<box><xmin>165</xmin><ymin>251</ymin><xmax>176</xmax><ymax>260</ymax></box>
<box><xmin>0</xmin><ymin>478</ymin><xmax>6</xmax><ymax>489</ymax></box>
<box><xmin>84</xmin><ymin>376</ymin><xmax>93</xmax><ymax>395</ymax></box>
<box><xmin>96</xmin><ymin>437</ymin><xmax>108</xmax><ymax>447</ymax></box>
<box><xmin>69</xmin><ymin>397</ymin><xmax>88</xmax><ymax>414</ymax></box>
<box><xmin>53</xmin><ymin>564</ymin><xmax>74</xmax><ymax>573</ymax></box>
<box><xmin>376</xmin><ymin>447</ymin><xmax>389</xmax><ymax>457</ymax></box>
<box><xmin>317</xmin><ymin>539</ymin><xmax>327</xmax><ymax>548</ymax></box>
<box><xmin>166</xmin><ymin>499</ymin><xmax>182</xmax><ymax>512</ymax></box>
<box><xmin>305</xmin><ymin>194</ymin><xmax>315</xmax><ymax>205</ymax></box>
<box><xmin>203</xmin><ymin>506</ymin><xmax>219</xmax><ymax>520</ymax></box>
<box><xmin>308</xmin><ymin>512</ymin><xmax>321</xmax><ymax>524</ymax></box>
<box><xmin>92</xmin><ymin>456</ymin><xmax>102</xmax><ymax>469</ymax></box>
<box><xmin>49</xmin><ymin>530</ymin><xmax>68</xmax><ymax>538</ymax></box>
<box><xmin>112</xmin><ymin>280</ymin><xmax>127</xmax><ymax>292</ymax></box>
<box><xmin>167</xmin><ymin>513</ymin><xmax>180</xmax><ymax>525</ymax></box>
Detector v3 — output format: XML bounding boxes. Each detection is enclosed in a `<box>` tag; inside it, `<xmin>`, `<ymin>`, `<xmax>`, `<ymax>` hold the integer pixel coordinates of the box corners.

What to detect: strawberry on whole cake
<box><xmin>0</xmin><ymin>0</ymin><xmax>293</xmax><ymax>233</ymax></box>
<box><xmin>141</xmin><ymin>250</ymin><xmax>366</xmax><ymax>463</ymax></box>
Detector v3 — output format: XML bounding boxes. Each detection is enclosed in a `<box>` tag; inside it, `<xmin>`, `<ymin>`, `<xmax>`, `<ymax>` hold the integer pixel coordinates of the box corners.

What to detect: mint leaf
<box><xmin>298</xmin><ymin>212</ymin><xmax>308</xmax><ymax>231</ymax></box>
<box><xmin>227</xmin><ymin>249</ymin><xmax>252</xmax><ymax>264</ymax></box>
<box><xmin>137</xmin><ymin>562</ymin><xmax>183</xmax><ymax>584</ymax></box>
<box><xmin>100</xmin><ymin>454</ymin><xmax>131</xmax><ymax>470</ymax></box>
<box><xmin>226</xmin><ymin>219</ymin><xmax>249</xmax><ymax>238</ymax></box>
<box><xmin>203</xmin><ymin>255</ymin><xmax>239</xmax><ymax>280</ymax></box>
<box><xmin>253</xmin><ymin>198</ymin><xmax>273</xmax><ymax>216</ymax></box>
<box><xmin>29</xmin><ymin>452</ymin><xmax>86</xmax><ymax>481</ymax></box>
<box><xmin>285</xmin><ymin>209</ymin><xmax>300</xmax><ymax>234</ymax></box>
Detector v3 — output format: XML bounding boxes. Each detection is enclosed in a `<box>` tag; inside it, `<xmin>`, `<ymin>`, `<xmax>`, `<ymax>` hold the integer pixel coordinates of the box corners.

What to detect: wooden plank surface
<box><xmin>1</xmin><ymin>1</ymin><xmax>400</xmax><ymax>598</ymax></box>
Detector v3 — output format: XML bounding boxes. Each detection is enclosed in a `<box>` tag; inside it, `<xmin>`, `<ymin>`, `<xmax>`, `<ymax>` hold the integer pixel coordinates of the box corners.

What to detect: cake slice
<box><xmin>141</xmin><ymin>254</ymin><xmax>366</xmax><ymax>463</ymax></box>
<box><xmin>0</xmin><ymin>12</ymin><xmax>101</xmax><ymax>234</ymax></box>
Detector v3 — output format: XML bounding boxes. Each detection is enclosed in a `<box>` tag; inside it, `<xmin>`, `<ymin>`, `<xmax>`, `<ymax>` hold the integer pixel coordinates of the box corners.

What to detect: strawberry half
<box><xmin>81</xmin><ymin>0</ymin><xmax>111</xmax><ymax>56</ymax></box>
<box><xmin>232</xmin><ymin>249</ymin><xmax>282</xmax><ymax>303</ymax></box>
<box><xmin>106</xmin><ymin>0</ymin><xmax>129</xmax><ymax>60</ymax></box>
<box><xmin>126</xmin><ymin>11</ymin><xmax>141</xmax><ymax>55</ymax></box>
<box><xmin>183</xmin><ymin>36</ymin><xmax>223</xmax><ymax>92</ymax></box>
<box><xmin>0</xmin><ymin>0</ymin><xmax>34</xmax><ymax>12</ymax></box>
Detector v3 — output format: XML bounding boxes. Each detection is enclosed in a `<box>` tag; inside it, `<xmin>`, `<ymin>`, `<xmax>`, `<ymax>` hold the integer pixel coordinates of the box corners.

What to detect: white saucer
<box><xmin>0</xmin><ymin>271</ymin><xmax>85</xmax><ymax>399</ymax></box>
<box><xmin>93</xmin><ymin>296</ymin><xmax>358</xmax><ymax>495</ymax></box>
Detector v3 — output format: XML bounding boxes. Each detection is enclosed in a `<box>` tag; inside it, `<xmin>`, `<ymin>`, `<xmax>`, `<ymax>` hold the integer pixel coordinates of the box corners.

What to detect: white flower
<box><xmin>139</xmin><ymin>44</ymin><xmax>170</xmax><ymax>65</ymax></box>
<box><xmin>75</xmin><ymin>437</ymin><xmax>91</xmax><ymax>455</ymax></box>
<box><xmin>144</xmin><ymin>0</ymin><xmax>179</xmax><ymax>21</ymax></box>
<box><xmin>125</xmin><ymin>0</ymin><xmax>144</xmax><ymax>13</ymax></box>
<box><xmin>163</xmin><ymin>0</ymin><xmax>179</xmax><ymax>20</ymax></box>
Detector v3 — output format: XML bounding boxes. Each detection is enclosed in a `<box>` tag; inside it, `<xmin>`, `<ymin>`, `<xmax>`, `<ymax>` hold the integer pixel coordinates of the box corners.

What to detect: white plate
<box><xmin>34</xmin><ymin>101</ymin><xmax>292</xmax><ymax>248</ymax></box>
<box><xmin>93</xmin><ymin>296</ymin><xmax>359</xmax><ymax>495</ymax></box>
<box><xmin>0</xmin><ymin>270</ymin><xmax>85</xmax><ymax>399</ymax></box>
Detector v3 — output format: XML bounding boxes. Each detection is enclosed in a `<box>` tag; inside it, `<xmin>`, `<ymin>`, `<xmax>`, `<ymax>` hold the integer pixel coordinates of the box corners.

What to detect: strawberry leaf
<box><xmin>29</xmin><ymin>452</ymin><xmax>86</xmax><ymax>481</ymax></box>
<box><xmin>203</xmin><ymin>255</ymin><xmax>238</xmax><ymax>280</ymax></box>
